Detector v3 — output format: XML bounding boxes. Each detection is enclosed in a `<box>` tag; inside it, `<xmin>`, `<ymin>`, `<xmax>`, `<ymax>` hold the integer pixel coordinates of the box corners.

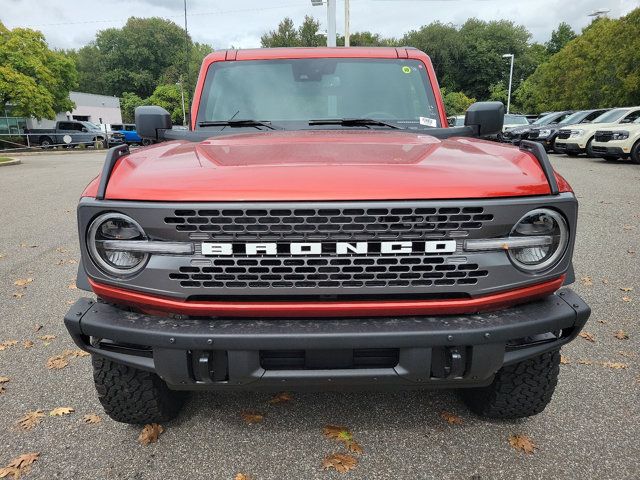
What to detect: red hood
<box><xmin>88</xmin><ymin>130</ymin><xmax>566</xmax><ymax>201</ymax></box>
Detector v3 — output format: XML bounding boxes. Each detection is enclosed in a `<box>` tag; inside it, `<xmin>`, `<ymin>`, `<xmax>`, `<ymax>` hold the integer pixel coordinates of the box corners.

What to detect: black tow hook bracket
<box><xmin>446</xmin><ymin>347</ymin><xmax>465</xmax><ymax>379</ymax></box>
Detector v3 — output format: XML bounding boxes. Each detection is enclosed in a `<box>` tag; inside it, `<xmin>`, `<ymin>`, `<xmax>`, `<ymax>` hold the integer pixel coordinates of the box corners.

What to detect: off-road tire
<box><xmin>92</xmin><ymin>355</ymin><xmax>187</xmax><ymax>424</ymax></box>
<box><xmin>586</xmin><ymin>138</ymin><xmax>596</xmax><ymax>157</ymax></box>
<box><xmin>39</xmin><ymin>136</ymin><xmax>53</xmax><ymax>149</ymax></box>
<box><xmin>461</xmin><ymin>349</ymin><xmax>560</xmax><ymax>419</ymax></box>
<box><xmin>630</xmin><ymin>140</ymin><xmax>640</xmax><ymax>164</ymax></box>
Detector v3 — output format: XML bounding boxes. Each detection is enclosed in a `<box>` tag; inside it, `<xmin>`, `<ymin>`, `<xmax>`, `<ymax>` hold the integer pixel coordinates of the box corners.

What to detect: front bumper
<box><xmin>64</xmin><ymin>289</ymin><xmax>590</xmax><ymax>390</ymax></box>
<box><xmin>591</xmin><ymin>143</ymin><xmax>628</xmax><ymax>157</ymax></box>
<box><xmin>554</xmin><ymin>141</ymin><xmax>584</xmax><ymax>153</ymax></box>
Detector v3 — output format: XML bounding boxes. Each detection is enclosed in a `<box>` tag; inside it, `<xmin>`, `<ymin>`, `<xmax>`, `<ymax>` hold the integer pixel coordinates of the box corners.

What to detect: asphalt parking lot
<box><xmin>0</xmin><ymin>151</ymin><xmax>638</xmax><ymax>479</ymax></box>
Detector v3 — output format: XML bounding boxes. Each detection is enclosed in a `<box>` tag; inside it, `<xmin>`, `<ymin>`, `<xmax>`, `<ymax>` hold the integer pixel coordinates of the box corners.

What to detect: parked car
<box><xmin>26</xmin><ymin>121</ymin><xmax>124</xmax><ymax>148</ymax></box>
<box><xmin>64</xmin><ymin>47</ymin><xmax>590</xmax><ymax>425</ymax></box>
<box><xmin>494</xmin><ymin>113</ymin><xmax>529</xmax><ymax>141</ymax></box>
<box><xmin>555</xmin><ymin>107</ymin><xmax>640</xmax><ymax>156</ymax></box>
<box><xmin>525</xmin><ymin>109</ymin><xmax>609</xmax><ymax>152</ymax></box>
<box><xmin>447</xmin><ymin>115</ymin><xmax>465</xmax><ymax>127</ymax></box>
<box><xmin>108</xmin><ymin>123</ymin><xmax>152</xmax><ymax>146</ymax></box>
<box><xmin>501</xmin><ymin>111</ymin><xmax>574</xmax><ymax>145</ymax></box>
<box><xmin>591</xmin><ymin>117</ymin><xmax>640</xmax><ymax>163</ymax></box>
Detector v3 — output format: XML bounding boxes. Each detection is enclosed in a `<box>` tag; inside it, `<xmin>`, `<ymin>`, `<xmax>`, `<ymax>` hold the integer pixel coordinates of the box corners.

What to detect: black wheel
<box><xmin>141</xmin><ymin>138</ymin><xmax>152</xmax><ymax>146</ymax></box>
<box><xmin>92</xmin><ymin>355</ymin><xmax>187</xmax><ymax>424</ymax></box>
<box><xmin>460</xmin><ymin>349</ymin><xmax>560</xmax><ymax>419</ymax></box>
<box><xmin>630</xmin><ymin>140</ymin><xmax>640</xmax><ymax>164</ymax></box>
<box><xmin>40</xmin><ymin>136</ymin><xmax>53</xmax><ymax>149</ymax></box>
<box><xmin>586</xmin><ymin>137</ymin><xmax>596</xmax><ymax>157</ymax></box>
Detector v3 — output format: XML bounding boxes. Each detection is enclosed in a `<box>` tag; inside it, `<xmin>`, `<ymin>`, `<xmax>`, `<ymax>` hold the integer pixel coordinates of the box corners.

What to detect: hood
<box><xmin>89</xmin><ymin>130</ymin><xmax>557</xmax><ymax>201</ymax></box>
<box><xmin>560</xmin><ymin>121</ymin><xmax>620</xmax><ymax>133</ymax></box>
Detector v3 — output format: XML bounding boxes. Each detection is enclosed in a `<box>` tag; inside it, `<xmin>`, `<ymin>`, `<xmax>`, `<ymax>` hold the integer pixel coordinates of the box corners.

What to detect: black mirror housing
<box><xmin>135</xmin><ymin>106</ymin><xmax>172</xmax><ymax>141</ymax></box>
<box><xmin>464</xmin><ymin>101</ymin><xmax>505</xmax><ymax>137</ymax></box>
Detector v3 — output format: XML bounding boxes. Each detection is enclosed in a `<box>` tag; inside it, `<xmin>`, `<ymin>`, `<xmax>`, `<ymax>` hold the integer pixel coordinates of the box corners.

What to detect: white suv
<box><xmin>555</xmin><ymin>107</ymin><xmax>640</xmax><ymax>156</ymax></box>
<box><xmin>591</xmin><ymin>117</ymin><xmax>640</xmax><ymax>163</ymax></box>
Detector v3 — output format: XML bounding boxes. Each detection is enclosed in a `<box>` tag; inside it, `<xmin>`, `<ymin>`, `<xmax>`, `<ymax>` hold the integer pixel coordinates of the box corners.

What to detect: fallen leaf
<box><xmin>0</xmin><ymin>377</ymin><xmax>8</xmax><ymax>397</ymax></box>
<box><xmin>620</xmin><ymin>287</ymin><xmax>634</xmax><ymax>292</ymax></box>
<box><xmin>322</xmin><ymin>453</ymin><xmax>358</xmax><ymax>473</ymax></box>
<box><xmin>46</xmin><ymin>355</ymin><xmax>68</xmax><ymax>370</ymax></box>
<box><xmin>577</xmin><ymin>359</ymin><xmax>593</xmax><ymax>365</ymax></box>
<box><xmin>0</xmin><ymin>376</ymin><xmax>9</xmax><ymax>383</ymax></box>
<box><xmin>579</xmin><ymin>331</ymin><xmax>595</xmax><ymax>343</ymax></box>
<box><xmin>17</xmin><ymin>411</ymin><xmax>44</xmax><ymax>430</ymax></box>
<box><xmin>67</xmin><ymin>282</ymin><xmax>77</xmax><ymax>290</ymax></box>
<box><xmin>38</xmin><ymin>335</ymin><xmax>56</xmax><ymax>342</ymax></box>
<box><xmin>613</xmin><ymin>330</ymin><xmax>629</xmax><ymax>340</ymax></box>
<box><xmin>0</xmin><ymin>340</ymin><xmax>18</xmax><ymax>351</ymax></box>
<box><xmin>33</xmin><ymin>324</ymin><xmax>42</xmax><ymax>332</ymax></box>
<box><xmin>509</xmin><ymin>434</ymin><xmax>536</xmax><ymax>454</ymax></box>
<box><xmin>234</xmin><ymin>474</ymin><xmax>251</xmax><ymax>480</ymax></box>
<box><xmin>138</xmin><ymin>423</ymin><xmax>164</xmax><ymax>445</ymax></box>
<box><xmin>268</xmin><ymin>392</ymin><xmax>293</xmax><ymax>405</ymax></box>
<box><xmin>602</xmin><ymin>279</ymin><xmax>609</xmax><ymax>285</ymax></box>
<box><xmin>55</xmin><ymin>247</ymin><xmax>67</xmax><ymax>254</ymax></box>
<box><xmin>622</xmin><ymin>296</ymin><xmax>632</xmax><ymax>302</ymax></box>
<box><xmin>601</xmin><ymin>362</ymin><xmax>628</xmax><ymax>370</ymax></box>
<box><xmin>82</xmin><ymin>414</ymin><xmax>101</xmax><ymax>424</ymax></box>
<box><xmin>11</xmin><ymin>292</ymin><xmax>24</xmax><ymax>299</ymax></box>
<box><xmin>345</xmin><ymin>441</ymin><xmax>364</xmax><ymax>454</ymax></box>
<box><xmin>13</xmin><ymin>278</ymin><xmax>33</xmax><ymax>287</ymax></box>
<box><xmin>49</xmin><ymin>407</ymin><xmax>74</xmax><ymax>416</ymax></box>
<box><xmin>597</xmin><ymin>319</ymin><xmax>607</xmax><ymax>324</ymax></box>
<box><xmin>240</xmin><ymin>411</ymin><xmax>264</xmax><ymax>424</ymax></box>
<box><xmin>324</xmin><ymin>425</ymin><xmax>354</xmax><ymax>443</ymax></box>
<box><xmin>628</xmin><ymin>248</ymin><xmax>636</xmax><ymax>255</ymax></box>
<box><xmin>0</xmin><ymin>452</ymin><xmax>40</xmax><ymax>479</ymax></box>
<box><xmin>560</xmin><ymin>355</ymin><xmax>570</xmax><ymax>365</ymax></box>
<box><xmin>441</xmin><ymin>411</ymin><xmax>464</xmax><ymax>425</ymax></box>
<box><xmin>65</xmin><ymin>349</ymin><xmax>89</xmax><ymax>358</ymax></box>
<box><xmin>623</xmin><ymin>225</ymin><xmax>635</xmax><ymax>230</ymax></box>
<box><xmin>580</xmin><ymin>276</ymin><xmax>593</xmax><ymax>286</ymax></box>
<box><xmin>617</xmin><ymin>351</ymin><xmax>636</xmax><ymax>358</ymax></box>
<box><xmin>19</xmin><ymin>243</ymin><xmax>38</xmax><ymax>248</ymax></box>
<box><xmin>22</xmin><ymin>340</ymin><xmax>34</xmax><ymax>349</ymax></box>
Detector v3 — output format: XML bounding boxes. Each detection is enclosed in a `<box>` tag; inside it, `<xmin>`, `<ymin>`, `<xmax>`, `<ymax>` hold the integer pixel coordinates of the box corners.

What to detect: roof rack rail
<box><xmin>519</xmin><ymin>140</ymin><xmax>559</xmax><ymax>195</ymax></box>
<box><xmin>96</xmin><ymin>144</ymin><xmax>130</xmax><ymax>200</ymax></box>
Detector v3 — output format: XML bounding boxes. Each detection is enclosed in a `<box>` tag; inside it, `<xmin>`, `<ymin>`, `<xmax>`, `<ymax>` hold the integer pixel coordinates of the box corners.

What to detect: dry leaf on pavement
<box><xmin>23</xmin><ymin>340</ymin><xmax>34</xmax><ymax>349</ymax></box>
<box><xmin>0</xmin><ymin>452</ymin><xmax>40</xmax><ymax>479</ymax></box>
<box><xmin>601</xmin><ymin>362</ymin><xmax>628</xmax><ymax>370</ymax></box>
<box><xmin>0</xmin><ymin>340</ymin><xmax>18</xmax><ymax>351</ymax></box>
<box><xmin>0</xmin><ymin>376</ymin><xmax>9</xmax><ymax>383</ymax></box>
<box><xmin>579</xmin><ymin>331</ymin><xmax>595</xmax><ymax>343</ymax></box>
<box><xmin>234</xmin><ymin>474</ymin><xmax>251</xmax><ymax>480</ymax></box>
<box><xmin>67</xmin><ymin>282</ymin><xmax>77</xmax><ymax>290</ymax></box>
<box><xmin>324</xmin><ymin>425</ymin><xmax>354</xmax><ymax>443</ymax></box>
<box><xmin>82</xmin><ymin>414</ymin><xmax>101</xmax><ymax>424</ymax></box>
<box><xmin>322</xmin><ymin>453</ymin><xmax>358</xmax><ymax>473</ymax></box>
<box><xmin>441</xmin><ymin>411</ymin><xmax>464</xmax><ymax>425</ymax></box>
<box><xmin>577</xmin><ymin>359</ymin><xmax>593</xmax><ymax>365</ymax></box>
<box><xmin>49</xmin><ymin>407</ymin><xmax>75</xmax><ymax>416</ymax></box>
<box><xmin>509</xmin><ymin>434</ymin><xmax>536</xmax><ymax>454</ymax></box>
<box><xmin>560</xmin><ymin>355</ymin><xmax>570</xmax><ymax>364</ymax></box>
<box><xmin>17</xmin><ymin>411</ymin><xmax>45</xmax><ymax>431</ymax></box>
<box><xmin>33</xmin><ymin>324</ymin><xmax>42</xmax><ymax>333</ymax></box>
<box><xmin>11</xmin><ymin>292</ymin><xmax>24</xmax><ymax>299</ymax></box>
<box><xmin>38</xmin><ymin>335</ymin><xmax>56</xmax><ymax>342</ymax></box>
<box><xmin>240</xmin><ymin>411</ymin><xmax>265</xmax><ymax>424</ymax></box>
<box><xmin>13</xmin><ymin>278</ymin><xmax>33</xmax><ymax>287</ymax></box>
<box><xmin>64</xmin><ymin>349</ymin><xmax>89</xmax><ymax>358</ymax></box>
<box><xmin>580</xmin><ymin>276</ymin><xmax>593</xmax><ymax>286</ymax></box>
<box><xmin>268</xmin><ymin>392</ymin><xmax>293</xmax><ymax>405</ymax></box>
<box><xmin>345</xmin><ymin>441</ymin><xmax>364</xmax><ymax>454</ymax></box>
<box><xmin>138</xmin><ymin>424</ymin><xmax>164</xmax><ymax>445</ymax></box>
<box><xmin>622</xmin><ymin>297</ymin><xmax>632</xmax><ymax>302</ymax></box>
<box><xmin>46</xmin><ymin>355</ymin><xmax>68</xmax><ymax>370</ymax></box>
<box><xmin>620</xmin><ymin>287</ymin><xmax>634</xmax><ymax>292</ymax></box>
<box><xmin>613</xmin><ymin>330</ymin><xmax>629</xmax><ymax>340</ymax></box>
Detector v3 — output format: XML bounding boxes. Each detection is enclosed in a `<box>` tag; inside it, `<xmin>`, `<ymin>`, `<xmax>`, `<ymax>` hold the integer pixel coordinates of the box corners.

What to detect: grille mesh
<box><xmin>557</xmin><ymin>131</ymin><xmax>571</xmax><ymax>140</ymax></box>
<box><xmin>168</xmin><ymin>256</ymin><xmax>489</xmax><ymax>290</ymax></box>
<box><xmin>594</xmin><ymin>131</ymin><xmax>613</xmax><ymax>142</ymax></box>
<box><xmin>164</xmin><ymin>207</ymin><xmax>494</xmax><ymax>241</ymax></box>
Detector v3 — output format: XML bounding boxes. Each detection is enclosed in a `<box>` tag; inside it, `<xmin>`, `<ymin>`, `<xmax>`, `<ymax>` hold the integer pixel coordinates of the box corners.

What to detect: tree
<box><xmin>0</xmin><ymin>22</ymin><xmax>77</xmax><ymax>119</ymax></box>
<box><xmin>518</xmin><ymin>8</ymin><xmax>640</xmax><ymax>112</ymax></box>
<box><xmin>72</xmin><ymin>17</ymin><xmax>212</xmax><ymax>99</ymax></box>
<box><xmin>120</xmin><ymin>92</ymin><xmax>146</xmax><ymax>123</ymax></box>
<box><xmin>545</xmin><ymin>22</ymin><xmax>576</xmax><ymax>55</ymax></box>
<box><xmin>442</xmin><ymin>89</ymin><xmax>476</xmax><ymax>116</ymax></box>
<box><xmin>148</xmin><ymin>84</ymin><xmax>188</xmax><ymax>125</ymax></box>
<box><xmin>261</xmin><ymin>17</ymin><xmax>301</xmax><ymax>47</ymax></box>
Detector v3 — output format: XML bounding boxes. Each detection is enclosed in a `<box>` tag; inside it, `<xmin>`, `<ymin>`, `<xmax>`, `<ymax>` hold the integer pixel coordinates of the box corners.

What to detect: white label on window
<box><xmin>419</xmin><ymin>117</ymin><xmax>437</xmax><ymax>127</ymax></box>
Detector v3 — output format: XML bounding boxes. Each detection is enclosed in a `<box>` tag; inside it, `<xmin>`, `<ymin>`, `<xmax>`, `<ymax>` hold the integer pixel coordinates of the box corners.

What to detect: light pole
<box><xmin>177</xmin><ymin>79</ymin><xmax>187</xmax><ymax>126</ymax></box>
<box><xmin>311</xmin><ymin>0</ymin><xmax>337</xmax><ymax>47</ymax></box>
<box><xmin>502</xmin><ymin>53</ymin><xmax>514</xmax><ymax>114</ymax></box>
<box><xmin>344</xmin><ymin>0</ymin><xmax>350</xmax><ymax>47</ymax></box>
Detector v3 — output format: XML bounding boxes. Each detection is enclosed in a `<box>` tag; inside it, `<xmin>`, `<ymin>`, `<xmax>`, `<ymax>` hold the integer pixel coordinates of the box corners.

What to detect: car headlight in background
<box><xmin>464</xmin><ymin>208</ymin><xmax>569</xmax><ymax>273</ymax></box>
<box><xmin>87</xmin><ymin>213</ymin><xmax>149</xmax><ymax>277</ymax></box>
<box><xmin>537</xmin><ymin>129</ymin><xmax>552</xmax><ymax>138</ymax></box>
<box><xmin>612</xmin><ymin>131</ymin><xmax>629</xmax><ymax>140</ymax></box>
<box><xmin>569</xmin><ymin>129</ymin><xmax>585</xmax><ymax>138</ymax></box>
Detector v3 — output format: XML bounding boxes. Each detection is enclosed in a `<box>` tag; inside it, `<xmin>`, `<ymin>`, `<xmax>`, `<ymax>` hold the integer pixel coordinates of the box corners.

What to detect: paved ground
<box><xmin>0</xmin><ymin>151</ymin><xmax>638</xmax><ymax>480</ymax></box>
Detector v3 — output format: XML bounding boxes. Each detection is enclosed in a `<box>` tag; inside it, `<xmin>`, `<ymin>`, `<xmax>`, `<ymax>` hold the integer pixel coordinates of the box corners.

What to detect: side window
<box><xmin>621</xmin><ymin>110</ymin><xmax>640</xmax><ymax>123</ymax></box>
<box><xmin>585</xmin><ymin>111</ymin><xmax>603</xmax><ymax>122</ymax></box>
<box><xmin>126</xmin><ymin>125</ymin><xmax>136</xmax><ymax>131</ymax></box>
<box><xmin>58</xmin><ymin>122</ymin><xmax>71</xmax><ymax>130</ymax></box>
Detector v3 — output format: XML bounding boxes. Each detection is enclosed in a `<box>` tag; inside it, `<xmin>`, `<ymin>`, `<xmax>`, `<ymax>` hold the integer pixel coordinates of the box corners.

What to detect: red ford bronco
<box><xmin>65</xmin><ymin>47</ymin><xmax>590</xmax><ymax>424</ymax></box>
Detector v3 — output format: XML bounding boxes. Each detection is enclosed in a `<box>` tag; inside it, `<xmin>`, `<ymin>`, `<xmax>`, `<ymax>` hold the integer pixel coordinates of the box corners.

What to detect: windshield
<box><xmin>559</xmin><ymin>111</ymin><xmax>589</xmax><ymax>125</ymax></box>
<box><xmin>593</xmin><ymin>108</ymin><xmax>629</xmax><ymax>123</ymax></box>
<box><xmin>504</xmin><ymin>114</ymin><xmax>528</xmax><ymax>125</ymax></box>
<box><xmin>532</xmin><ymin>112</ymin><xmax>563</xmax><ymax>125</ymax></box>
<box><xmin>197</xmin><ymin>58</ymin><xmax>441</xmax><ymax>128</ymax></box>
<box><xmin>81</xmin><ymin>121</ymin><xmax>102</xmax><ymax>131</ymax></box>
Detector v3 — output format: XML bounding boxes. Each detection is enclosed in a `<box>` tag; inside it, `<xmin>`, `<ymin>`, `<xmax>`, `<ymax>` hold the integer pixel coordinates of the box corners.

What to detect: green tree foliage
<box><xmin>148</xmin><ymin>84</ymin><xmax>189</xmax><ymax>125</ymax></box>
<box><xmin>0</xmin><ymin>22</ymin><xmax>77</xmax><ymax>119</ymax></box>
<box><xmin>72</xmin><ymin>17</ymin><xmax>211</xmax><ymax>99</ymax></box>
<box><xmin>120</xmin><ymin>92</ymin><xmax>146</xmax><ymax>123</ymax></box>
<box><xmin>442</xmin><ymin>89</ymin><xmax>476</xmax><ymax>116</ymax></box>
<box><xmin>545</xmin><ymin>22</ymin><xmax>576</xmax><ymax>55</ymax></box>
<box><xmin>518</xmin><ymin>9</ymin><xmax>640</xmax><ymax>113</ymax></box>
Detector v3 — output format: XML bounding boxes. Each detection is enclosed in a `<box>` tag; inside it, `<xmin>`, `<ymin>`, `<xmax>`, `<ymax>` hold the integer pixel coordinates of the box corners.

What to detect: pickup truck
<box><xmin>107</xmin><ymin>123</ymin><xmax>152</xmax><ymax>146</ymax></box>
<box><xmin>26</xmin><ymin>120</ymin><xmax>124</xmax><ymax>148</ymax></box>
<box><xmin>64</xmin><ymin>47</ymin><xmax>590</xmax><ymax>425</ymax></box>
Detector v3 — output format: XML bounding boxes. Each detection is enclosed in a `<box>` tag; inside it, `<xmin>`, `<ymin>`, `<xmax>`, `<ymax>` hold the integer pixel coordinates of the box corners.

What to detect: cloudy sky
<box><xmin>1</xmin><ymin>0</ymin><xmax>637</xmax><ymax>50</ymax></box>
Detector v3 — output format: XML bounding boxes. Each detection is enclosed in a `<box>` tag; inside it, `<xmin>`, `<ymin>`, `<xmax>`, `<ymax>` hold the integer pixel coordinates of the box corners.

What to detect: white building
<box><xmin>26</xmin><ymin>91</ymin><xmax>123</xmax><ymax>129</ymax></box>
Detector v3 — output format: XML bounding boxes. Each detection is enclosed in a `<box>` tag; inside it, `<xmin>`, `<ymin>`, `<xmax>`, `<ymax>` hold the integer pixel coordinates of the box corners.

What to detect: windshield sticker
<box><xmin>402</xmin><ymin>66</ymin><xmax>412</xmax><ymax>74</ymax></box>
<box><xmin>419</xmin><ymin>117</ymin><xmax>437</xmax><ymax>127</ymax></box>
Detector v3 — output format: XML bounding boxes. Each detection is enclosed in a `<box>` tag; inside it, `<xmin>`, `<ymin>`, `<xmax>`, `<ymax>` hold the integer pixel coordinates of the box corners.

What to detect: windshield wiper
<box><xmin>198</xmin><ymin>120</ymin><xmax>279</xmax><ymax>130</ymax></box>
<box><xmin>308</xmin><ymin>118</ymin><xmax>402</xmax><ymax>129</ymax></box>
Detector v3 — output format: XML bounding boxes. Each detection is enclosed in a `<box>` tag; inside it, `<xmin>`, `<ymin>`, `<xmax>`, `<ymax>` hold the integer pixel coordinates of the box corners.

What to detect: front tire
<box><xmin>630</xmin><ymin>140</ymin><xmax>640</xmax><ymax>164</ymax></box>
<box><xmin>586</xmin><ymin>138</ymin><xmax>596</xmax><ymax>157</ymax></box>
<box><xmin>461</xmin><ymin>349</ymin><xmax>560</xmax><ymax>419</ymax></box>
<box><xmin>92</xmin><ymin>355</ymin><xmax>187</xmax><ymax>424</ymax></box>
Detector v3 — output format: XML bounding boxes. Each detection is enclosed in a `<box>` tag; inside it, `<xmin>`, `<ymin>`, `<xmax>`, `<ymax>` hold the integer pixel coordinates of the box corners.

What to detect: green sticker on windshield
<box><xmin>402</xmin><ymin>66</ymin><xmax>412</xmax><ymax>74</ymax></box>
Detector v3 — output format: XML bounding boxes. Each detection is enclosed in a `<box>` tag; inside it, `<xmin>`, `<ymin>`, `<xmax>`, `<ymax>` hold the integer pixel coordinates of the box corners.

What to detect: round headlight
<box><xmin>508</xmin><ymin>209</ymin><xmax>569</xmax><ymax>272</ymax></box>
<box><xmin>87</xmin><ymin>213</ymin><xmax>148</xmax><ymax>277</ymax></box>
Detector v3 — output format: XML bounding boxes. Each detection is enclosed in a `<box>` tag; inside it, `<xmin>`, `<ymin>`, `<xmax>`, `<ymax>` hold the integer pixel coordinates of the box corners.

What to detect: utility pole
<box><xmin>177</xmin><ymin>79</ymin><xmax>187</xmax><ymax>126</ymax></box>
<box><xmin>344</xmin><ymin>0</ymin><xmax>350</xmax><ymax>47</ymax></box>
<box><xmin>327</xmin><ymin>0</ymin><xmax>336</xmax><ymax>47</ymax></box>
<box><xmin>183</xmin><ymin>0</ymin><xmax>190</xmax><ymax>126</ymax></box>
<box><xmin>502</xmin><ymin>53</ymin><xmax>514</xmax><ymax>114</ymax></box>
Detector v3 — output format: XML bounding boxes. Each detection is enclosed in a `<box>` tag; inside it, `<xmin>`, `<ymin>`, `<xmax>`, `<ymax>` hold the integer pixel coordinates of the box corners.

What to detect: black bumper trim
<box><xmin>592</xmin><ymin>146</ymin><xmax>625</xmax><ymax>156</ymax></box>
<box><xmin>64</xmin><ymin>290</ymin><xmax>590</xmax><ymax>389</ymax></box>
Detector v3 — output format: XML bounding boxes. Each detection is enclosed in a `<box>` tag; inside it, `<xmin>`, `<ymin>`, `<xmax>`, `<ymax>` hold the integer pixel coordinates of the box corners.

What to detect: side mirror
<box><xmin>464</xmin><ymin>101</ymin><xmax>504</xmax><ymax>136</ymax></box>
<box><xmin>135</xmin><ymin>106</ymin><xmax>172</xmax><ymax>141</ymax></box>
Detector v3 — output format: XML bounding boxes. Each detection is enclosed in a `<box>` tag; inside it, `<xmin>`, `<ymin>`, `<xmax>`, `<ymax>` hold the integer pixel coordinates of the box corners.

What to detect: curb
<box><xmin>0</xmin><ymin>158</ymin><xmax>22</xmax><ymax>167</ymax></box>
<box><xmin>6</xmin><ymin>149</ymin><xmax>106</xmax><ymax>157</ymax></box>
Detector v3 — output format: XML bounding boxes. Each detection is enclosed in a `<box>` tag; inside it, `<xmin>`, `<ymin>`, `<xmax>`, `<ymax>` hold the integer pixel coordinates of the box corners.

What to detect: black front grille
<box><xmin>260</xmin><ymin>348</ymin><xmax>400</xmax><ymax>370</ymax></box>
<box><xmin>164</xmin><ymin>207</ymin><xmax>494</xmax><ymax>241</ymax></box>
<box><xmin>557</xmin><ymin>130</ymin><xmax>571</xmax><ymax>140</ymax></box>
<box><xmin>169</xmin><ymin>256</ymin><xmax>488</xmax><ymax>290</ymax></box>
<box><xmin>594</xmin><ymin>131</ymin><xmax>613</xmax><ymax>142</ymax></box>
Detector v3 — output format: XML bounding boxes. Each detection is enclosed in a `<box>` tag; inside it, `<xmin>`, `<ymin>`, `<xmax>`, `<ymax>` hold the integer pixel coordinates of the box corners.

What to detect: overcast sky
<box><xmin>1</xmin><ymin>0</ymin><xmax>637</xmax><ymax>50</ymax></box>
